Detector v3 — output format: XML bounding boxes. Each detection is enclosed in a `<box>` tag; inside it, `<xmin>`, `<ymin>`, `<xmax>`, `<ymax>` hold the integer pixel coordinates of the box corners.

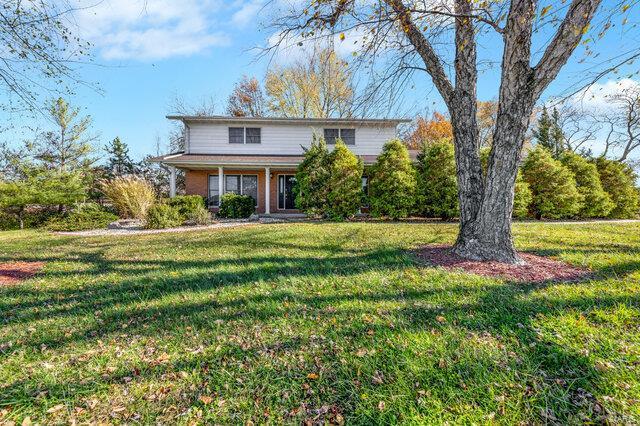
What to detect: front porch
<box><xmin>169</xmin><ymin>165</ymin><xmax>301</xmax><ymax>215</ymax></box>
<box><xmin>155</xmin><ymin>153</ymin><xmax>310</xmax><ymax>216</ymax></box>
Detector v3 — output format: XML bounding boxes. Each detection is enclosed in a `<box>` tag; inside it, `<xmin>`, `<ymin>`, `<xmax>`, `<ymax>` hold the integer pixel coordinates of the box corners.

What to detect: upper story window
<box><xmin>324</xmin><ymin>128</ymin><xmax>355</xmax><ymax>145</ymax></box>
<box><xmin>229</xmin><ymin>127</ymin><xmax>261</xmax><ymax>144</ymax></box>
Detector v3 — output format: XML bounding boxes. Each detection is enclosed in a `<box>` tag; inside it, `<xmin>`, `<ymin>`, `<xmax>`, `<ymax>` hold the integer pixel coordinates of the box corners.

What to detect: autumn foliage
<box><xmin>405</xmin><ymin>112</ymin><xmax>453</xmax><ymax>149</ymax></box>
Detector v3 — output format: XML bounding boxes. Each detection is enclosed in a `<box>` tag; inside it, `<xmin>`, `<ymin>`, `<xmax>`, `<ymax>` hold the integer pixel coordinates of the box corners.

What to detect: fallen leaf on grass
<box><xmin>595</xmin><ymin>360</ymin><xmax>614</xmax><ymax>372</ymax></box>
<box><xmin>47</xmin><ymin>404</ymin><xmax>64</xmax><ymax>414</ymax></box>
<box><xmin>435</xmin><ymin>315</ymin><xmax>447</xmax><ymax>324</ymax></box>
<box><xmin>371</xmin><ymin>371</ymin><xmax>384</xmax><ymax>385</ymax></box>
<box><xmin>307</xmin><ymin>373</ymin><xmax>319</xmax><ymax>380</ymax></box>
<box><xmin>199</xmin><ymin>395</ymin><xmax>213</xmax><ymax>405</ymax></box>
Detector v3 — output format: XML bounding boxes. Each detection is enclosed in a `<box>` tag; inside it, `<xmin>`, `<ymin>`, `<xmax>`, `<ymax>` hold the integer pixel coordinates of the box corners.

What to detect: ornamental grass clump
<box><xmin>100</xmin><ymin>176</ymin><xmax>155</xmax><ymax>220</ymax></box>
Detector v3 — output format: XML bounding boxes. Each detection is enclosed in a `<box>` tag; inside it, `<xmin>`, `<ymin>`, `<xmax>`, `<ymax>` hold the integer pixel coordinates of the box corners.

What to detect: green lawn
<box><xmin>1</xmin><ymin>222</ymin><xmax>639</xmax><ymax>424</ymax></box>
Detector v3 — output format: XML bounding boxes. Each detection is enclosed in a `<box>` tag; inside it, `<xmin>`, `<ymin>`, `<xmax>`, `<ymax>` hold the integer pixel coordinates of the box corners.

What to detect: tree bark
<box><xmin>452</xmin><ymin>0</ymin><xmax>536</xmax><ymax>263</ymax></box>
<box><xmin>384</xmin><ymin>0</ymin><xmax>601</xmax><ymax>264</ymax></box>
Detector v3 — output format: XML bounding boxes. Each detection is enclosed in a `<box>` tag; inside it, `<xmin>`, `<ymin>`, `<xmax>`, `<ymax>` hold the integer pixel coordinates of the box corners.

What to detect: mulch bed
<box><xmin>413</xmin><ymin>245</ymin><xmax>591</xmax><ymax>283</ymax></box>
<box><xmin>0</xmin><ymin>261</ymin><xmax>45</xmax><ymax>285</ymax></box>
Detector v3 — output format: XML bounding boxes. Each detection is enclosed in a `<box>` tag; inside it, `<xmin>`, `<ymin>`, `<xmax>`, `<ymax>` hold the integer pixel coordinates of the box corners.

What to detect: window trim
<box><xmin>207</xmin><ymin>174</ymin><xmax>220</xmax><ymax>207</ymax></box>
<box><xmin>228</xmin><ymin>127</ymin><xmax>261</xmax><ymax>144</ymax></box>
<box><xmin>207</xmin><ymin>173</ymin><xmax>259</xmax><ymax>208</ymax></box>
<box><xmin>225</xmin><ymin>173</ymin><xmax>259</xmax><ymax>207</ymax></box>
<box><xmin>324</xmin><ymin>128</ymin><xmax>356</xmax><ymax>145</ymax></box>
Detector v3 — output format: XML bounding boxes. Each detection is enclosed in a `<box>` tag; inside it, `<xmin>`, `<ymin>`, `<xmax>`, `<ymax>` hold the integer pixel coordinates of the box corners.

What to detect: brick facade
<box><xmin>183</xmin><ymin>168</ymin><xmax>299</xmax><ymax>214</ymax></box>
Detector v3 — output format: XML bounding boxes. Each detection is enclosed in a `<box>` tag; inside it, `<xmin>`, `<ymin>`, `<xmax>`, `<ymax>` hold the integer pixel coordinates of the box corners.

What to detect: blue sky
<box><xmin>2</xmin><ymin>0</ymin><xmax>639</xmax><ymax>162</ymax></box>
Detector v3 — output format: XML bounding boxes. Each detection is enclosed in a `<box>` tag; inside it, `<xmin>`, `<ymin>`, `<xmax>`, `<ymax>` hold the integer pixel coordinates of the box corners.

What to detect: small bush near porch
<box><xmin>1</xmin><ymin>222</ymin><xmax>640</xmax><ymax>424</ymax></box>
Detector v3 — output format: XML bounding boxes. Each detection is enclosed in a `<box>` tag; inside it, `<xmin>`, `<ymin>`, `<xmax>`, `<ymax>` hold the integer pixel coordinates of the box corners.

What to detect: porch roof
<box><xmin>149</xmin><ymin>152</ymin><xmax>419</xmax><ymax>169</ymax></box>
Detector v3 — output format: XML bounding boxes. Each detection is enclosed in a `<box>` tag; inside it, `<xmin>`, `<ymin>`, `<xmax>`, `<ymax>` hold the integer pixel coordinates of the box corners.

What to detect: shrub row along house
<box><xmin>151</xmin><ymin>116</ymin><xmax>412</xmax><ymax>215</ymax></box>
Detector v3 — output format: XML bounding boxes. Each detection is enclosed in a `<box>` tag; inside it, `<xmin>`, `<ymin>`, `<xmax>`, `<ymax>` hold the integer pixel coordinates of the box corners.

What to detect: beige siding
<box><xmin>187</xmin><ymin>123</ymin><xmax>398</xmax><ymax>156</ymax></box>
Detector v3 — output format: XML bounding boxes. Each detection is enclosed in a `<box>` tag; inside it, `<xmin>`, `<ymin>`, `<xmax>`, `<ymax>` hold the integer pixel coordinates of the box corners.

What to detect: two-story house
<box><xmin>151</xmin><ymin>116</ymin><xmax>411</xmax><ymax>215</ymax></box>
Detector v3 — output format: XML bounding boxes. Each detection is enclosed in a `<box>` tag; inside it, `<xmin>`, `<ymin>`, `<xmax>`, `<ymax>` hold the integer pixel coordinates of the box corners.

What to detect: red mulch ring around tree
<box><xmin>0</xmin><ymin>261</ymin><xmax>45</xmax><ymax>285</ymax></box>
<box><xmin>413</xmin><ymin>245</ymin><xmax>591</xmax><ymax>283</ymax></box>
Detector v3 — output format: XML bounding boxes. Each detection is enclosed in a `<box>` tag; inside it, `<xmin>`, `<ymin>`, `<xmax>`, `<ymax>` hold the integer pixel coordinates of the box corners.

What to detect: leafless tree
<box><xmin>267</xmin><ymin>0</ymin><xmax>635</xmax><ymax>263</ymax></box>
<box><xmin>609</xmin><ymin>85</ymin><xmax>640</xmax><ymax>162</ymax></box>
<box><xmin>0</xmin><ymin>0</ymin><xmax>94</xmax><ymax>113</ymax></box>
<box><xmin>555</xmin><ymin>104</ymin><xmax>601</xmax><ymax>154</ymax></box>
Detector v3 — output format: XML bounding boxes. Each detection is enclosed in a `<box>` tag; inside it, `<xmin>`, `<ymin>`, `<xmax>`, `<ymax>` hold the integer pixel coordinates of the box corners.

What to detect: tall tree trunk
<box><xmin>450</xmin><ymin>108</ymin><xmax>483</xmax><ymax>246</ymax></box>
<box><xmin>452</xmin><ymin>0</ymin><xmax>536</xmax><ymax>263</ymax></box>
<box><xmin>453</xmin><ymin>94</ymin><xmax>536</xmax><ymax>263</ymax></box>
<box><xmin>450</xmin><ymin>0</ymin><xmax>484</xmax><ymax>249</ymax></box>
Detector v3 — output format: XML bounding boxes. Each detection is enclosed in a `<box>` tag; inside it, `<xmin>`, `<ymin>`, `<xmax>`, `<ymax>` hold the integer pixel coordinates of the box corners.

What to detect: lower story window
<box><xmin>211</xmin><ymin>174</ymin><xmax>258</xmax><ymax>207</ymax></box>
<box><xmin>208</xmin><ymin>175</ymin><xmax>219</xmax><ymax>207</ymax></box>
<box><xmin>361</xmin><ymin>176</ymin><xmax>369</xmax><ymax>207</ymax></box>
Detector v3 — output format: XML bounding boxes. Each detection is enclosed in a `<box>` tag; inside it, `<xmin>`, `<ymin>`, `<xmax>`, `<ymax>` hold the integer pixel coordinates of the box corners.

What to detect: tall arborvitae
<box><xmin>294</xmin><ymin>135</ymin><xmax>331</xmax><ymax>216</ymax></box>
<box><xmin>325</xmin><ymin>140</ymin><xmax>363</xmax><ymax>220</ymax></box>
<box><xmin>560</xmin><ymin>152</ymin><xmax>614</xmax><ymax>218</ymax></box>
<box><xmin>522</xmin><ymin>146</ymin><xmax>583</xmax><ymax>219</ymax></box>
<box><xmin>415</xmin><ymin>140</ymin><xmax>458</xmax><ymax>220</ymax></box>
<box><xmin>594</xmin><ymin>158</ymin><xmax>640</xmax><ymax>219</ymax></box>
<box><xmin>369</xmin><ymin>139</ymin><xmax>417</xmax><ymax>220</ymax></box>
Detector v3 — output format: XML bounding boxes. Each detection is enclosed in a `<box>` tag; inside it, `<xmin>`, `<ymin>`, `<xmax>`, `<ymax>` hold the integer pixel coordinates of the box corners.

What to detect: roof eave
<box><xmin>165</xmin><ymin>115</ymin><xmax>411</xmax><ymax>125</ymax></box>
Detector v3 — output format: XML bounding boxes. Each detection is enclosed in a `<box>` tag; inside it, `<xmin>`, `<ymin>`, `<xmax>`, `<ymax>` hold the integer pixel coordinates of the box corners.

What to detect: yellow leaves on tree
<box><xmin>405</xmin><ymin>112</ymin><xmax>453</xmax><ymax>149</ymax></box>
<box><xmin>265</xmin><ymin>47</ymin><xmax>354</xmax><ymax>118</ymax></box>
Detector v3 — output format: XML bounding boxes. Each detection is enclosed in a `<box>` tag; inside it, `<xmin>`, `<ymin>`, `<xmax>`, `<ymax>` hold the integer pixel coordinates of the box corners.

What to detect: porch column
<box><xmin>264</xmin><ymin>167</ymin><xmax>270</xmax><ymax>215</ymax></box>
<box><xmin>218</xmin><ymin>166</ymin><xmax>224</xmax><ymax>206</ymax></box>
<box><xmin>169</xmin><ymin>166</ymin><xmax>176</xmax><ymax>198</ymax></box>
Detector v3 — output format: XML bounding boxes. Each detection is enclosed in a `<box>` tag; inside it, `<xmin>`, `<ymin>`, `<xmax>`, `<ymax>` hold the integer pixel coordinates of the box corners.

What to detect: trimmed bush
<box><xmin>167</xmin><ymin>195</ymin><xmax>206</xmax><ymax>219</ymax></box>
<box><xmin>218</xmin><ymin>193</ymin><xmax>255</xmax><ymax>219</ymax></box>
<box><xmin>46</xmin><ymin>203</ymin><xmax>118</xmax><ymax>231</ymax></box>
<box><xmin>325</xmin><ymin>140</ymin><xmax>363</xmax><ymax>220</ymax></box>
<box><xmin>594</xmin><ymin>158</ymin><xmax>640</xmax><ymax>219</ymax></box>
<box><xmin>513</xmin><ymin>173</ymin><xmax>533</xmax><ymax>219</ymax></box>
<box><xmin>560</xmin><ymin>152</ymin><xmax>614</xmax><ymax>218</ymax></box>
<box><xmin>145</xmin><ymin>204</ymin><xmax>182</xmax><ymax>229</ymax></box>
<box><xmin>185</xmin><ymin>204</ymin><xmax>212</xmax><ymax>225</ymax></box>
<box><xmin>101</xmin><ymin>176</ymin><xmax>155</xmax><ymax>219</ymax></box>
<box><xmin>295</xmin><ymin>136</ymin><xmax>331</xmax><ymax>215</ymax></box>
<box><xmin>369</xmin><ymin>139</ymin><xmax>417</xmax><ymax>219</ymax></box>
<box><xmin>522</xmin><ymin>146</ymin><xmax>583</xmax><ymax>219</ymax></box>
<box><xmin>415</xmin><ymin>140</ymin><xmax>458</xmax><ymax>219</ymax></box>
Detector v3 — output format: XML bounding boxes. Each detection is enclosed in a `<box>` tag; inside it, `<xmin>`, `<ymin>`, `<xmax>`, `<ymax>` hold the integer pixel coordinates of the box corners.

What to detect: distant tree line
<box><xmin>0</xmin><ymin>97</ymin><xmax>174</xmax><ymax>229</ymax></box>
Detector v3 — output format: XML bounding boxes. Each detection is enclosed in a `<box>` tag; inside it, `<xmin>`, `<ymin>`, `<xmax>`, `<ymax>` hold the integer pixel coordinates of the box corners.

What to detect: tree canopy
<box><xmin>265</xmin><ymin>47</ymin><xmax>354</xmax><ymax>118</ymax></box>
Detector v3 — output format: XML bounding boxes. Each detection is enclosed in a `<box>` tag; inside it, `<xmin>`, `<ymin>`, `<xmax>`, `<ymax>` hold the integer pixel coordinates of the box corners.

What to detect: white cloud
<box><xmin>568</xmin><ymin>78</ymin><xmax>640</xmax><ymax>111</ymax></box>
<box><xmin>75</xmin><ymin>0</ymin><xmax>231</xmax><ymax>61</ymax></box>
<box><xmin>266</xmin><ymin>28</ymin><xmax>368</xmax><ymax>65</ymax></box>
<box><xmin>231</xmin><ymin>0</ymin><xmax>264</xmax><ymax>27</ymax></box>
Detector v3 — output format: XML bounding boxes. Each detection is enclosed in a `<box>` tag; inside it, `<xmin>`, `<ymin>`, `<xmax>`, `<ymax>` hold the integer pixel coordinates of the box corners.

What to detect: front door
<box><xmin>278</xmin><ymin>175</ymin><xmax>296</xmax><ymax>210</ymax></box>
